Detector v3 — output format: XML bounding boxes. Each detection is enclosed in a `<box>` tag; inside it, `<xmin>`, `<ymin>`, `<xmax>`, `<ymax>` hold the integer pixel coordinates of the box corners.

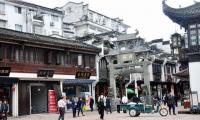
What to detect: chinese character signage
<box><xmin>0</xmin><ymin>67</ymin><xmax>11</xmax><ymax>76</ymax></box>
<box><xmin>48</xmin><ymin>90</ymin><xmax>58</xmax><ymax>112</ymax></box>
<box><xmin>37</xmin><ymin>70</ymin><xmax>54</xmax><ymax>78</ymax></box>
<box><xmin>75</xmin><ymin>72</ymin><xmax>91</xmax><ymax>79</ymax></box>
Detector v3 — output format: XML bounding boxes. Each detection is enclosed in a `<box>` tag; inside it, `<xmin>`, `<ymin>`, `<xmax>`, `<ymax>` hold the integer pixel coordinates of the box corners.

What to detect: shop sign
<box><xmin>48</xmin><ymin>90</ymin><xmax>58</xmax><ymax>112</ymax></box>
<box><xmin>75</xmin><ymin>72</ymin><xmax>91</xmax><ymax>79</ymax></box>
<box><xmin>0</xmin><ymin>67</ymin><xmax>11</xmax><ymax>76</ymax></box>
<box><xmin>37</xmin><ymin>69</ymin><xmax>54</xmax><ymax>78</ymax></box>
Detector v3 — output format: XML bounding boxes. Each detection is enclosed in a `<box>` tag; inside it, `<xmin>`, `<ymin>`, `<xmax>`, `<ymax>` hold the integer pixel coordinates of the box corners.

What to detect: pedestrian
<box><xmin>121</xmin><ymin>95</ymin><xmax>128</xmax><ymax>113</ymax></box>
<box><xmin>89</xmin><ymin>96</ymin><xmax>94</xmax><ymax>112</ymax></box>
<box><xmin>167</xmin><ymin>93</ymin><xmax>176</xmax><ymax>115</ymax></box>
<box><xmin>2</xmin><ymin>100</ymin><xmax>9</xmax><ymax>120</ymax></box>
<box><xmin>116</xmin><ymin>96</ymin><xmax>121</xmax><ymax>113</ymax></box>
<box><xmin>105</xmin><ymin>96</ymin><xmax>112</xmax><ymax>114</ymax></box>
<box><xmin>98</xmin><ymin>94</ymin><xmax>105</xmax><ymax>120</ymax></box>
<box><xmin>0</xmin><ymin>99</ymin><xmax>3</xmax><ymax>120</ymax></box>
<box><xmin>71</xmin><ymin>96</ymin><xmax>77</xmax><ymax>118</ymax></box>
<box><xmin>58</xmin><ymin>96</ymin><xmax>67</xmax><ymax>120</ymax></box>
<box><xmin>77</xmin><ymin>97</ymin><xmax>85</xmax><ymax>117</ymax></box>
<box><xmin>132</xmin><ymin>94</ymin><xmax>140</xmax><ymax>103</ymax></box>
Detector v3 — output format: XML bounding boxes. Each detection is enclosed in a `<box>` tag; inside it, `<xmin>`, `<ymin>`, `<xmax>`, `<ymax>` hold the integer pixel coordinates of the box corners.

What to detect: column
<box><xmin>12</xmin><ymin>83</ymin><xmax>18</xmax><ymax>117</ymax></box>
<box><xmin>60</xmin><ymin>80</ymin><xmax>63</xmax><ymax>93</ymax></box>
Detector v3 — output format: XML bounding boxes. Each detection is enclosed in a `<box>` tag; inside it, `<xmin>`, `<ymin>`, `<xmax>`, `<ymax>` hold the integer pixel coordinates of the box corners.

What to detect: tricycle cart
<box><xmin>119</xmin><ymin>100</ymin><xmax>168</xmax><ymax>117</ymax></box>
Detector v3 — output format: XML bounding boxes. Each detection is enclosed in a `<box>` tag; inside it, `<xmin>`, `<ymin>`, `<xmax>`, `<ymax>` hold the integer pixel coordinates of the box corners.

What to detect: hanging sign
<box><xmin>75</xmin><ymin>72</ymin><xmax>91</xmax><ymax>79</ymax></box>
<box><xmin>0</xmin><ymin>67</ymin><xmax>11</xmax><ymax>76</ymax></box>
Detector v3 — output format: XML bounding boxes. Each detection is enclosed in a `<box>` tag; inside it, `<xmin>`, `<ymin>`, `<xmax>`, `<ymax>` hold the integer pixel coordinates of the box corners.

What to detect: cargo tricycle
<box><xmin>119</xmin><ymin>100</ymin><xmax>168</xmax><ymax>117</ymax></box>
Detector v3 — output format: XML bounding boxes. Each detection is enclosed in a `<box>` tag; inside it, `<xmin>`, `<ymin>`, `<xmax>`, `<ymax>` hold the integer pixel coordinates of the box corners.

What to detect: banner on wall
<box><xmin>48</xmin><ymin>90</ymin><xmax>58</xmax><ymax>112</ymax></box>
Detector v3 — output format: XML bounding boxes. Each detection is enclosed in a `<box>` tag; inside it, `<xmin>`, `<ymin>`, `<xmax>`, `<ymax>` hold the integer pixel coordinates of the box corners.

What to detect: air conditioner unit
<box><xmin>50</xmin><ymin>22</ymin><xmax>55</xmax><ymax>26</ymax></box>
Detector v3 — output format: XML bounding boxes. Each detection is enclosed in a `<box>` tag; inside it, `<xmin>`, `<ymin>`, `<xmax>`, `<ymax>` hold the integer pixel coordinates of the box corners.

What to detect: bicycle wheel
<box><xmin>159</xmin><ymin>108</ymin><xmax>168</xmax><ymax>116</ymax></box>
<box><xmin>129</xmin><ymin>109</ymin><xmax>137</xmax><ymax>117</ymax></box>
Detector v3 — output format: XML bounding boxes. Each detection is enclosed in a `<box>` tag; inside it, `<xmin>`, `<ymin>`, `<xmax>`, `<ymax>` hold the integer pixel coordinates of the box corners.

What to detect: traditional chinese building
<box><xmin>0</xmin><ymin>28</ymin><xmax>100</xmax><ymax>116</ymax></box>
<box><xmin>163</xmin><ymin>0</ymin><xmax>200</xmax><ymax>101</ymax></box>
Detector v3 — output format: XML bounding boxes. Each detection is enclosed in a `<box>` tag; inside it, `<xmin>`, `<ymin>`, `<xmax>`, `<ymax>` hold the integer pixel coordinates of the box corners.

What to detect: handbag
<box><xmin>82</xmin><ymin>105</ymin><xmax>87</xmax><ymax>110</ymax></box>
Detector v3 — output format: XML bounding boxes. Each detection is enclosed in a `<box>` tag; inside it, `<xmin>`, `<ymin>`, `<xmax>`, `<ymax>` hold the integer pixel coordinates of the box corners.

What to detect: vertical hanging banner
<box><xmin>48</xmin><ymin>90</ymin><xmax>58</xmax><ymax>112</ymax></box>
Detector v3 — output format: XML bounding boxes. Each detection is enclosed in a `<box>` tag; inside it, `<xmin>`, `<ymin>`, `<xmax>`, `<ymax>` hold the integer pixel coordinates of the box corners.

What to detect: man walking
<box><xmin>167</xmin><ymin>93</ymin><xmax>176</xmax><ymax>115</ymax></box>
<box><xmin>2</xmin><ymin>100</ymin><xmax>9</xmax><ymax>120</ymax></box>
<box><xmin>98</xmin><ymin>94</ymin><xmax>105</xmax><ymax>120</ymax></box>
<box><xmin>105</xmin><ymin>96</ymin><xmax>112</xmax><ymax>114</ymax></box>
<box><xmin>89</xmin><ymin>96</ymin><xmax>94</xmax><ymax>112</ymax></box>
<box><xmin>58</xmin><ymin>96</ymin><xmax>66</xmax><ymax>120</ymax></box>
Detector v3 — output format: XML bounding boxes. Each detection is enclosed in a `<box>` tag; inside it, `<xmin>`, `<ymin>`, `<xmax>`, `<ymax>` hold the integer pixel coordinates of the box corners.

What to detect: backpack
<box><xmin>98</xmin><ymin>97</ymin><xmax>104</xmax><ymax>107</ymax></box>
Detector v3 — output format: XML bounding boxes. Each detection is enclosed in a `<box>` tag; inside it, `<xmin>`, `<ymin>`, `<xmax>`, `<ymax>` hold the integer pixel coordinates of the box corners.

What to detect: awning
<box><xmin>0</xmin><ymin>77</ymin><xmax>19</xmax><ymax>84</ymax></box>
<box><xmin>63</xmin><ymin>79</ymin><xmax>95</xmax><ymax>84</ymax></box>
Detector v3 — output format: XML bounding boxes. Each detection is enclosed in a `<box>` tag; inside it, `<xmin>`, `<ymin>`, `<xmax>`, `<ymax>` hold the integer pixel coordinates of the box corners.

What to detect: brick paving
<box><xmin>9</xmin><ymin>110</ymin><xmax>200</xmax><ymax>120</ymax></box>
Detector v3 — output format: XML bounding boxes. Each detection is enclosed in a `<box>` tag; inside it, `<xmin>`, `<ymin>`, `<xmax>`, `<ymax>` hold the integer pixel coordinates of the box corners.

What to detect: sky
<box><xmin>23</xmin><ymin>0</ymin><xmax>199</xmax><ymax>41</ymax></box>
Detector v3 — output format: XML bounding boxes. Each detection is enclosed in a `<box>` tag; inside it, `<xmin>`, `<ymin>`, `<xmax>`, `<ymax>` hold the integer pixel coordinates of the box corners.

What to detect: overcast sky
<box><xmin>23</xmin><ymin>0</ymin><xmax>199</xmax><ymax>41</ymax></box>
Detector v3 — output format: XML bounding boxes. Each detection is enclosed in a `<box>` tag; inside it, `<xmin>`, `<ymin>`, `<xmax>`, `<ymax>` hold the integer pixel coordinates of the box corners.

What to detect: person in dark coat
<box><xmin>167</xmin><ymin>93</ymin><xmax>176</xmax><ymax>115</ymax></box>
<box><xmin>132</xmin><ymin>94</ymin><xmax>140</xmax><ymax>103</ymax></box>
<box><xmin>71</xmin><ymin>96</ymin><xmax>77</xmax><ymax>118</ymax></box>
<box><xmin>76</xmin><ymin>97</ymin><xmax>85</xmax><ymax>117</ymax></box>
<box><xmin>98</xmin><ymin>94</ymin><xmax>105</xmax><ymax>120</ymax></box>
<box><xmin>105</xmin><ymin>97</ymin><xmax>112</xmax><ymax>114</ymax></box>
<box><xmin>89</xmin><ymin>96</ymin><xmax>94</xmax><ymax>112</ymax></box>
<box><xmin>2</xmin><ymin>100</ymin><xmax>9</xmax><ymax>120</ymax></box>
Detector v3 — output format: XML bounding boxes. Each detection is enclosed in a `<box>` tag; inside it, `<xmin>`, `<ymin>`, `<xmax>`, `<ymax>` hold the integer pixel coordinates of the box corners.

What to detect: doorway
<box><xmin>31</xmin><ymin>85</ymin><xmax>47</xmax><ymax>114</ymax></box>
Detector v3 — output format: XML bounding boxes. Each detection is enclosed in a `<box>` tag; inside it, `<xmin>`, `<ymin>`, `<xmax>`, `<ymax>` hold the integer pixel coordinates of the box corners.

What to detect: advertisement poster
<box><xmin>48</xmin><ymin>90</ymin><xmax>58</xmax><ymax>112</ymax></box>
<box><xmin>81</xmin><ymin>92</ymin><xmax>91</xmax><ymax>110</ymax></box>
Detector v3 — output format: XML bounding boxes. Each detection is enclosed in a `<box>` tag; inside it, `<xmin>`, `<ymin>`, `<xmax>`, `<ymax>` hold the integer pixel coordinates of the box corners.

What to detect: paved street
<box><xmin>9</xmin><ymin>110</ymin><xmax>200</xmax><ymax>120</ymax></box>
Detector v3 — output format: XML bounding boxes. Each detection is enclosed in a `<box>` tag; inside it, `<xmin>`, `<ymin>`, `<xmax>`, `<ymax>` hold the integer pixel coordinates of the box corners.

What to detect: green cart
<box><xmin>119</xmin><ymin>100</ymin><xmax>168</xmax><ymax>117</ymax></box>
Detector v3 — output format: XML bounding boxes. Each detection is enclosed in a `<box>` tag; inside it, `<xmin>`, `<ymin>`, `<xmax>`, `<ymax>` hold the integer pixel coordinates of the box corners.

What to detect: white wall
<box><xmin>189</xmin><ymin>62</ymin><xmax>200</xmax><ymax>102</ymax></box>
<box><xmin>0</xmin><ymin>0</ymin><xmax>63</xmax><ymax>37</ymax></box>
<box><xmin>62</xmin><ymin>2</ymin><xmax>86</xmax><ymax>23</ymax></box>
<box><xmin>0</xmin><ymin>2</ymin><xmax>26</xmax><ymax>32</ymax></box>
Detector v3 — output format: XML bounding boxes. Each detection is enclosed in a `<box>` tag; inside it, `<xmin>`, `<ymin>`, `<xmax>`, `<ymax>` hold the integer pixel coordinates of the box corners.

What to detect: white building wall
<box><xmin>189</xmin><ymin>62</ymin><xmax>200</xmax><ymax>102</ymax></box>
<box><xmin>0</xmin><ymin>0</ymin><xmax>63</xmax><ymax>37</ymax></box>
<box><xmin>62</xmin><ymin>2</ymin><xmax>87</xmax><ymax>23</ymax></box>
<box><xmin>0</xmin><ymin>2</ymin><xmax>26</xmax><ymax>32</ymax></box>
<box><xmin>162</xmin><ymin>44</ymin><xmax>171</xmax><ymax>53</ymax></box>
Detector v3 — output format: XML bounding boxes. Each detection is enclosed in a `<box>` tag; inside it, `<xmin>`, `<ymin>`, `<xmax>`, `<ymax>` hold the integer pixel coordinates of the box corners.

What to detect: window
<box><xmin>89</xmin><ymin>56</ymin><xmax>95</xmax><ymax>68</ymax></box>
<box><xmin>33</xmin><ymin>25</ymin><xmax>43</xmax><ymax>35</ymax></box>
<box><xmin>78</xmin><ymin>54</ymin><xmax>82</xmax><ymax>66</ymax></box>
<box><xmin>0</xmin><ymin>3</ymin><xmax>5</xmax><ymax>14</ymax></box>
<box><xmin>52</xmin><ymin>31</ymin><xmax>59</xmax><ymax>35</ymax></box>
<box><xmin>71</xmin><ymin>53</ymin><xmax>78</xmax><ymax>66</ymax></box>
<box><xmin>0</xmin><ymin>20</ymin><xmax>6</xmax><ymax>28</ymax></box>
<box><xmin>88</xmin><ymin>12</ymin><xmax>93</xmax><ymax>21</ymax></box>
<box><xmin>51</xmin><ymin>15</ymin><xmax>58</xmax><ymax>22</ymax></box>
<box><xmin>190</xmin><ymin>29</ymin><xmax>197</xmax><ymax>46</ymax></box>
<box><xmin>15</xmin><ymin>24</ymin><xmax>22</xmax><ymax>32</ymax></box>
<box><xmin>189</xmin><ymin>24</ymin><xmax>196</xmax><ymax>29</ymax></box>
<box><xmin>15</xmin><ymin>6</ymin><xmax>22</xmax><ymax>14</ymax></box>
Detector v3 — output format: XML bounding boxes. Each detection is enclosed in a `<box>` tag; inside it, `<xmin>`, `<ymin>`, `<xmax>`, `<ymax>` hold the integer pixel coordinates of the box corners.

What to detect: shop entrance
<box><xmin>31</xmin><ymin>85</ymin><xmax>47</xmax><ymax>114</ymax></box>
<box><xmin>0</xmin><ymin>85</ymin><xmax>12</xmax><ymax>115</ymax></box>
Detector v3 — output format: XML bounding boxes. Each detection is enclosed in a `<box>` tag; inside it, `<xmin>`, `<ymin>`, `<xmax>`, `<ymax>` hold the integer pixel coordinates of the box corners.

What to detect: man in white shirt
<box><xmin>122</xmin><ymin>95</ymin><xmax>128</xmax><ymax>104</ymax></box>
<box><xmin>121</xmin><ymin>95</ymin><xmax>128</xmax><ymax>113</ymax></box>
<box><xmin>58</xmin><ymin>96</ymin><xmax>67</xmax><ymax>120</ymax></box>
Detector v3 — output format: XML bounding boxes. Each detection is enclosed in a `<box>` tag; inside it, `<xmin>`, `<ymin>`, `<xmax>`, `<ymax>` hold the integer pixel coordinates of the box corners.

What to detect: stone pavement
<box><xmin>9</xmin><ymin>110</ymin><xmax>200</xmax><ymax>120</ymax></box>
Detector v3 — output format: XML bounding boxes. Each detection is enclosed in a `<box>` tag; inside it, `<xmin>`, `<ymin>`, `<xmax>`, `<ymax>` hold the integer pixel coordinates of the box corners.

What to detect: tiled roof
<box><xmin>6</xmin><ymin>0</ymin><xmax>63</xmax><ymax>14</ymax></box>
<box><xmin>116</xmin><ymin>33</ymin><xmax>137</xmax><ymax>41</ymax></box>
<box><xmin>162</xmin><ymin>0</ymin><xmax>200</xmax><ymax>28</ymax></box>
<box><xmin>0</xmin><ymin>28</ymin><xmax>100</xmax><ymax>53</ymax></box>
